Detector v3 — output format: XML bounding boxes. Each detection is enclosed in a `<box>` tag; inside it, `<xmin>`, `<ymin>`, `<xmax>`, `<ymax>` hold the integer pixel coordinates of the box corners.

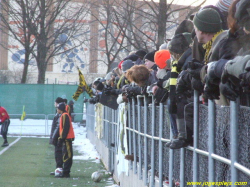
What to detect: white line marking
<box><xmin>0</xmin><ymin>137</ymin><xmax>21</xmax><ymax>155</ymax></box>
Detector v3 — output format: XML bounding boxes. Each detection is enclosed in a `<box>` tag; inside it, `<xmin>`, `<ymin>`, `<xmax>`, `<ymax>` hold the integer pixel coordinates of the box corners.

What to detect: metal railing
<box><xmin>86</xmin><ymin>91</ymin><xmax>250</xmax><ymax>187</ymax></box>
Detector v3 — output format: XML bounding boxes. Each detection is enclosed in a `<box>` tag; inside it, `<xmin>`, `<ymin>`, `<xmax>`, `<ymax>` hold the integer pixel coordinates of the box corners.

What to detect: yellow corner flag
<box><xmin>21</xmin><ymin>105</ymin><xmax>26</xmax><ymax>121</ymax></box>
<box><xmin>72</xmin><ymin>67</ymin><xmax>93</xmax><ymax>101</ymax></box>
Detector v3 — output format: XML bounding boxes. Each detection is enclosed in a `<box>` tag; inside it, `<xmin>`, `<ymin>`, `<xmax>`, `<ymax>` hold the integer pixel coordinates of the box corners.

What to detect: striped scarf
<box><xmin>203</xmin><ymin>30</ymin><xmax>224</xmax><ymax>64</ymax></box>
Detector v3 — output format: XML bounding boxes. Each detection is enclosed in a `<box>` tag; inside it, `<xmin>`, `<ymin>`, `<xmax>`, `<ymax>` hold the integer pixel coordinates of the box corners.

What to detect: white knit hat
<box><xmin>216</xmin><ymin>0</ymin><xmax>233</xmax><ymax>12</ymax></box>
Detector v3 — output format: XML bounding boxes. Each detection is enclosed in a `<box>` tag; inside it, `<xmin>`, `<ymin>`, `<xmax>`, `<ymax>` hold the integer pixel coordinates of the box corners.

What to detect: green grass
<box><xmin>0</xmin><ymin>137</ymin><xmax>115</xmax><ymax>187</ymax></box>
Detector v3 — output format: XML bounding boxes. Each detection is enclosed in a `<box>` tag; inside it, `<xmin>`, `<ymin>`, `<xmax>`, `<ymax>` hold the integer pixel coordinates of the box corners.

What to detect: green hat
<box><xmin>193</xmin><ymin>8</ymin><xmax>222</xmax><ymax>33</ymax></box>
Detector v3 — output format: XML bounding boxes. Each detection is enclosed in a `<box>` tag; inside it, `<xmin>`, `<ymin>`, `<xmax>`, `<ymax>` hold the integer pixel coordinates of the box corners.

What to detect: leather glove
<box><xmin>191</xmin><ymin>78</ymin><xmax>204</xmax><ymax>93</ymax></box>
<box><xmin>103</xmin><ymin>88</ymin><xmax>111</xmax><ymax>95</ymax></box>
<box><xmin>219</xmin><ymin>82</ymin><xmax>239</xmax><ymax>101</ymax></box>
<box><xmin>187</xmin><ymin>60</ymin><xmax>204</xmax><ymax>80</ymax></box>
<box><xmin>57</xmin><ymin>139</ymin><xmax>64</xmax><ymax>147</ymax></box>
<box><xmin>203</xmin><ymin>76</ymin><xmax>220</xmax><ymax>100</ymax></box>
<box><xmin>205</xmin><ymin>61</ymin><xmax>221</xmax><ymax>85</ymax></box>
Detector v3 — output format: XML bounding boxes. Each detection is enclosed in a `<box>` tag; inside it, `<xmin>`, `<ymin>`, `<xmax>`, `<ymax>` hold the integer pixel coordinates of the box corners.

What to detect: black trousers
<box><xmin>62</xmin><ymin>139</ymin><xmax>73</xmax><ymax>174</ymax></box>
<box><xmin>184</xmin><ymin>102</ymin><xmax>194</xmax><ymax>143</ymax></box>
<box><xmin>54</xmin><ymin>143</ymin><xmax>63</xmax><ymax>168</ymax></box>
<box><xmin>176</xmin><ymin>95</ymin><xmax>194</xmax><ymax>143</ymax></box>
<box><xmin>1</xmin><ymin>119</ymin><xmax>10</xmax><ymax>141</ymax></box>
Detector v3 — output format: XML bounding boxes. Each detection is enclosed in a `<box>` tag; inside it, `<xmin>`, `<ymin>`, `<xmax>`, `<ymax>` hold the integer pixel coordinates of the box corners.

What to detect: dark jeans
<box><xmin>184</xmin><ymin>102</ymin><xmax>194</xmax><ymax>143</ymax></box>
<box><xmin>1</xmin><ymin>119</ymin><xmax>10</xmax><ymax>141</ymax></box>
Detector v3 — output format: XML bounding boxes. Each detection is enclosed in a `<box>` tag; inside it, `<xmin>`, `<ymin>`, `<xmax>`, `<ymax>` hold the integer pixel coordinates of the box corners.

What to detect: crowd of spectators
<box><xmin>83</xmin><ymin>0</ymin><xmax>250</xmax><ymax>150</ymax></box>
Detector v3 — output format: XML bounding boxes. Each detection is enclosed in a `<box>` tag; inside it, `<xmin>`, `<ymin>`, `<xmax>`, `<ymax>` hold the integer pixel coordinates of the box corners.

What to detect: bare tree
<box><xmin>0</xmin><ymin>0</ymin><xmax>37</xmax><ymax>83</ymax></box>
<box><xmin>87</xmin><ymin>0</ymin><xmax>130</xmax><ymax>73</ymax></box>
<box><xmin>0</xmin><ymin>0</ymin><xmax>90</xmax><ymax>84</ymax></box>
<box><xmin>86</xmin><ymin>0</ymin><xmax>206</xmax><ymax>73</ymax></box>
<box><xmin>113</xmin><ymin>0</ymin><xmax>206</xmax><ymax>50</ymax></box>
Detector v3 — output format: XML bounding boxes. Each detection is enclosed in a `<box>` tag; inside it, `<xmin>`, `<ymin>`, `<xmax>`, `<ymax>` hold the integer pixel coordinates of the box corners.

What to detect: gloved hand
<box><xmin>122</xmin><ymin>85</ymin><xmax>129</xmax><ymax>92</ymax></box>
<box><xmin>219</xmin><ymin>82</ymin><xmax>239</xmax><ymax>101</ymax></box>
<box><xmin>104</xmin><ymin>88</ymin><xmax>117</xmax><ymax>95</ymax></box>
<box><xmin>222</xmin><ymin>56</ymin><xmax>250</xmax><ymax>84</ymax></box>
<box><xmin>187</xmin><ymin>59</ymin><xmax>204</xmax><ymax>80</ymax></box>
<box><xmin>156</xmin><ymin>79</ymin><xmax>164</xmax><ymax>89</ymax></box>
<box><xmin>57</xmin><ymin>139</ymin><xmax>64</xmax><ymax>147</ymax></box>
<box><xmin>191</xmin><ymin>78</ymin><xmax>204</xmax><ymax>93</ymax></box>
<box><xmin>239</xmin><ymin>67</ymin><xmax>250</xmax><ymax>87</ymax></box>
<box><xmin>205</xmin><ymin>61</ymin><xmax>221</xmax><ymax>85</ymax></box>
<box><xmin>203</xmin><ymin>77</ymin><xmax>220</xmax><ymax>100</ymax></box>
<box><xmin>83</xmin><ymin>98</ymin><xmax>89</xmax><ymax>103</ymax></box>
<box><xmin>126</xmin><ymin>86</ymin><xmax>139</xmax><ymax>95</ymax></box>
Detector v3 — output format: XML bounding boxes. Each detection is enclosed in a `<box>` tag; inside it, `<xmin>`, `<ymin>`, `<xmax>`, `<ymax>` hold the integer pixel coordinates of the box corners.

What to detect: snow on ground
<box><xmin>8</xmin><ymin>119</ymin><xmax>100</xmax><ymax>161</ymax></box>
<box><xmin>73</xmin><ymin>124</ymin><xmax>100</xmax><ymax>163</ymax></box>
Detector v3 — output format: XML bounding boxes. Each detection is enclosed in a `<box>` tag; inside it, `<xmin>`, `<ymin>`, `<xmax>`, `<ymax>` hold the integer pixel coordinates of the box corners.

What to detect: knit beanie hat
<box><xmin>96</xmin><ymin>82</ymin><xmax>104</xmax><ymax>91</ymax></box>
<box><xmin>159</xmin><ymin>43</ymin><xmax>168</xmax><ymax>50</ymax></box>
<box><xmin>216</xmin><ymin>0</ymin><xmax>233</xmax><ymax>13</ymax></box>
<box><xmin>122</xmin><ymin>59</ymin><xmax>134</xmax><ymax>72</ymax></box>
<box><xmin>57</xmin><ymin>102</ymin><xmax>66</xmax><ymax>112</ymax></box>
<box><xmin>144</xmin><ymin>50</ymin><xmax>157</xmax><ymax>62</ymax></box>
<box><xmin>135</xmin><ymin>50</ymin><xmax>147</xmax><ymax>59</ymax></box>
<box><xmin>235</xmin><ymin>0</ymin><xmax>250</xmax><ymax>29</ymax></box>
<box><xmin>193</xmin><ymin>8</ymin><xmax>222</xmax><ymax>33</ymax></box>
<box><xmin>55</xmin><ymin>97</ymin><xmax>64</xmax><ymax>104</ymax></box>
<box><xmin>105</xmin><ymin>72</ymin><xmax>112</xmax><ymax>81</ymax></box>
<box><xmin>168</xmin><ymin>33</ymin><xmax>192</xmax><ymax>54</ymax></box>
<box><xmin>154</xmin><ymin>50</ymin><xmax>171</xmax><ymax>69</ymax></box>
<box><xmin>124</xmin><ymin>54</ymin><xmax>139</xmax><ymax>61</ymax></box>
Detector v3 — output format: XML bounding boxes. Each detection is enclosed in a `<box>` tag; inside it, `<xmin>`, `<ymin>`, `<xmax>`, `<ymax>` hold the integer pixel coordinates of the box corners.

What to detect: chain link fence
<box><xmin>86</xmin><ymin>93</ymin><xmax>250</xmax><ymax>187</ymax></box>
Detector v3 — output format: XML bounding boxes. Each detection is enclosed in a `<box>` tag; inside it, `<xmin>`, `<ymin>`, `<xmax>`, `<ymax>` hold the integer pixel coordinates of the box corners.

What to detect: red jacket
<box><xmin>0</xmin><ymin>107</ymin><xmax>9</xmax><ymax>123</ymax></box>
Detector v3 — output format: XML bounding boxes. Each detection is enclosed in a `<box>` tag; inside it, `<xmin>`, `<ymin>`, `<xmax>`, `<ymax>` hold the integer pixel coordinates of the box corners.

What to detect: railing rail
<box><xmin>85</xmin><ymin>92</ymin><xmax>250</xmax><ymax>186</ymax></box>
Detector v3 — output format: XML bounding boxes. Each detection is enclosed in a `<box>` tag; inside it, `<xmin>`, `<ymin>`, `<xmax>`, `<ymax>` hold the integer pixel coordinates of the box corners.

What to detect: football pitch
<box><xmin>0</xmin><ymin>137</ymin><xmax>115</xmax><ymax>187</ymax></box>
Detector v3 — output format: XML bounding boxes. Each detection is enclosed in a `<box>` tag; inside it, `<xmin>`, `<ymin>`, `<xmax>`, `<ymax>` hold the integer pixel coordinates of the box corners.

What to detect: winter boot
<box><xmin>169</xmin><ymin>138</ymin><xmax>189</xmax><ymax>149</ymax></box>
<box><xmin>1</xmin><ymin>139</ymin><xmax>9</xmax><ymax>147</ymax></box>
<box><xmin>165</xmin><ymin>141</ymin><xmax>172</xmax><ymax>147</ymax></box>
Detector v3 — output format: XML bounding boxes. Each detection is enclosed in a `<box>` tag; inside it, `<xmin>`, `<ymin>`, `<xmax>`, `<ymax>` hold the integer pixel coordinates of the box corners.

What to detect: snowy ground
<box><xmin>7</xmin><ymin>118</ymin><xmax>119</xmax><ymax>187</ymax></box>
